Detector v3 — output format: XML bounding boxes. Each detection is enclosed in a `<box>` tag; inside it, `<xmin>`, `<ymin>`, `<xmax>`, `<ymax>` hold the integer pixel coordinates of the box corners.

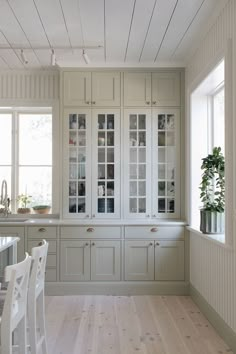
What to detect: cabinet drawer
<box><xmin>27</xmin><ymin>226</ymin><xmax>57</xmax><ymax>239</ymax></box>
<box><xmin>60</xmin><ymin>226</ymin><xmax>121</xmax><ymax>239</ymax></box>
<box><xmin>45</xmin><ymin>268</ymin><xmax>57</xmax><ymax>282</ymax></box>
<box><xmin>27</xmin><ymin>240</ymin><xmax>57</xmax><ymax>254</ymax></box>
<box><xmin>124</xmin><ymin>226</ymin><xmax>184</xmax><ymax>240</ymax></box>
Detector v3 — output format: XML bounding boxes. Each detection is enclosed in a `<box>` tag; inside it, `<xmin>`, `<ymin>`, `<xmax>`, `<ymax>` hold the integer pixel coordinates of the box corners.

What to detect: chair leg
<box><xmin>28</xmin><ymin>295</ymin><xmax>37</xmax><ymax>354</ymax></box>
<box><xmin>38</xmin><ymin>291</ymin><xmax>48</xmax><ymax>354</ymax></box>
<box><xmin>17</xmin><ymin>316</ymin><xmax>27</xmax><ymax>354</ymax></box>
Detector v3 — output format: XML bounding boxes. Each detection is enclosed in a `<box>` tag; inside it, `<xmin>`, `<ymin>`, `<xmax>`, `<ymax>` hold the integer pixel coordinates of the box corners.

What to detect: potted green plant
<box><xmin>32</xmin><ymin>205</ymin><xmax>51</xmax><ymax>214</ymax></box>
<box><xmin>17</xmin><ymin>194</ymin><xmax>32</xmax><ymax>214</ymax></box>
<box><xmin>199</xmin><ymin>146</ymin><xmax>225</xmax><ymax>234</ymax></box>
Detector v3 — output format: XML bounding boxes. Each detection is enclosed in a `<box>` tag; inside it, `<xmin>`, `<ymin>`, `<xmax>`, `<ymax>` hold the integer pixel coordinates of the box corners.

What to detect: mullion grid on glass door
<box><xmin>157</xmin><ymin>113</ymin><xmax>175</xmax><ymax>214</ymax></box>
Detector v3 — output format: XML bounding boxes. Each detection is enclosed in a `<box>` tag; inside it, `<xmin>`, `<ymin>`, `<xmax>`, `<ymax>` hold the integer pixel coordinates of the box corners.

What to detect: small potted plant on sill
<box><xmin>17</xmin><ymin>194</ymin><xmax>32</xmax><ymax>214</ymax></box>
<box><xmin>32</xmin><ymin>205</ymin><xmax>51</xmax><ymax>214</ymax></box>
<box><xmin>199</xmin><ymin>146</ymin><xmax>225</xmax><ymax>234</ymax></box>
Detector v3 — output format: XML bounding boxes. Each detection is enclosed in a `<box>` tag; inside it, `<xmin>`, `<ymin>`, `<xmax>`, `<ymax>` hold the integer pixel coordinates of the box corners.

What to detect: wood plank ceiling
<box><xmin>0</xmin><ymin>0</ymin><xmax>223</xmax><ymax>69</ymax></box>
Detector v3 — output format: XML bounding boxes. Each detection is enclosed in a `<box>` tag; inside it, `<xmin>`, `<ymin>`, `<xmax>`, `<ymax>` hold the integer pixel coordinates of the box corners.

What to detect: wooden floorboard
<box><xmin>45</xmin><ymin>295</ymin><xmax>233</xmax><ymax>354</ymax></box>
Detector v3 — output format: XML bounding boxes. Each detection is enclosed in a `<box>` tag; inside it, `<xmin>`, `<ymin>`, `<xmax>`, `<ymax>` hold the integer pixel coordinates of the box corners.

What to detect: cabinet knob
<box><xmin>150</xmin><ymin>227</ymin><xmax>158</xmax><ymax>232</ymax></box>
<box><xmin>38</xmin><ymin>228</ymin><xmax>46</xmax><ymax>232</ymax></box>
<box><xmin>152</xmin><ymin>214</ymin><xmax>157</xmax><ymax>218</ymax></box>
<box><xmin>146</xmin><ymin>101</ymin><xmax>150</xmax><ymax>105</ymax></box>
<box><xmin>152</xmin><ymin>101</ymin><xmax>157</xmax><ymax>105</ymax></box>
<box><xmin>92</xmin><ymin>214</ymin><xmax>95</xmax><ymax>218</ymax></box>
<box><xmin>85</xmin><ymin>242</ymin><xmax>89</xmax><ymax>247</ymax></box>
<box><xmin>155</xmin><ymin>242</ymin><xmax>160</xmax><ymax>246</ymax></box>
<box><xmin>92</xmin><ymin>101</ymin><xmax>96</xmax><ymax>105</ymax></box>
<box><xmin>146</xmin><ymin>214</ymin><xmax>150</xmax><ymax>218</ymax></box>
<box><xmin>86</xmin><ymin>101</ymin><xmax>90</xmax><ymax>105</ymax></box>
<box><xmin>91</xmin><ymin>242</ymin><xmax>95</xmax><ymax>246</ymax></box>
<box><xmin>149</xmin><ymin>242</ymin><xmax>153</xmax><ymax>246</ymax></box>
<box><xmin>87</xmin><ymin>227</ymin><xmax>94</xmax><ymax>233</ymax></box>
<box><xmin>86</xmin><ymin>214</ymin><xmax>90</xmax><ymax>218</ymax></box>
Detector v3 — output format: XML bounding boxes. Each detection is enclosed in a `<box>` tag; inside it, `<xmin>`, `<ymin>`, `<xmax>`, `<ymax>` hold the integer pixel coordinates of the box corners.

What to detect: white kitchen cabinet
<box><xmin>63</xmin><ymin>71</ymin><xmax>121</xmax><ymax>107</ymax></box>
<box><xmin>60</xmin><ymin>240</ymin><xmax>121</xmax><ymax>281</ymax></box>
<box><xmin>0</xmin><ymin>226</ymin><xmax>25</xmax><ymax>262</ymax></box>
<box><xmin>124</xmin><ymin>72</ymin><xmax>180</xmax><ymax>107</ymax></box>
<box><xmin>125</xmin><ymin>240</ymin><xmax>184</xmax><ymax>281</ymax></box>
<box><xmin>124</xmin><ymin>108</ymin><xmax>180</xmax><ymax>218</ymax></box>
<box><xmin>63</xmin><ymin>108</ymin><xmax>120</xmax><ymax>219</ymax></box>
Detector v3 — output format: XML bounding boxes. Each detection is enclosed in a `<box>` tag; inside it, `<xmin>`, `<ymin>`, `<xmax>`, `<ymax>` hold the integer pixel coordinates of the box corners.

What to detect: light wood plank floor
<box><xmin>45</xmin><ymin>295</ymin><xmax>233</xmax><ymax>354</ymax></box>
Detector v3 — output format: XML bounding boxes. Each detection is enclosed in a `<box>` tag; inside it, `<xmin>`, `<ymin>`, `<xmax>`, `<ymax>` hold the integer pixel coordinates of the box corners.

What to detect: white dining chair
<box><xmin>28</xmin><ymin>239</ymin><xmax>48</xmax><ymax>354</ymax></box>
<box><xmin>0</xmin><ymin>253</ymin><xmax>31</xmax><ymax>354</ymax></box>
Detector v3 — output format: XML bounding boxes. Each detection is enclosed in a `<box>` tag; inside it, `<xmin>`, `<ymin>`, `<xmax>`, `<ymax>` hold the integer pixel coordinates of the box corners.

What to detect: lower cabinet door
<box><xmin>155</xmin><ymin>240</ymin><xmax>184</xmax><ymax>280</ymax></box>
<box><xmin>60</xmin><ymin>240</ymin><xmax>90</xmax><ymax>281</ymax></box>
<box><xmin>91</xmin><ymin>240</ymin><xmax>121</xmax><ymax>281</ymax></box>
<box><xmin>125</xmin><ymin>240</ymin><xmax>154</xmax><ymax>280</ymax></box>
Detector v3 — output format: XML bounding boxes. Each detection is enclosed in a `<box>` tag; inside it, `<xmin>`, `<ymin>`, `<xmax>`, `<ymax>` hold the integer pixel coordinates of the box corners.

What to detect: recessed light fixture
<box><xmin>20</xmin><ymin>49</ymin><xmax>28</xmax><ymax>65</ymax></box>
<box><xmin>82</xmin><ymin>49</ymin><xmax>90</xmax><ymax>64</ymax></box>
<box><xmin>51</xmin><ymin>49</ymin><xmax>56</xmax><ymax>66</ymax></box>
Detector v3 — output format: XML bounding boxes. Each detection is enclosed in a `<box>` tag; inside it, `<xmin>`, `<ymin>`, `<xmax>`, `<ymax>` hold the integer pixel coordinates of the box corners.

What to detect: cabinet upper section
<box><xmin>124</xmin><ymin>72</ymin><xmax>180</xmax><ymax>107</ymax></box>
<box><xmin>63</xmin><ymin>71</ymin><xmax>121</xmax><ymax>107</ymax></box>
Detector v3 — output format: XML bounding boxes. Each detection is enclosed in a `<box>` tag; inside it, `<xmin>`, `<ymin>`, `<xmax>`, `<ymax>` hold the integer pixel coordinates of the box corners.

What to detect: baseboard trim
<box><xmin>190</xmin><ymin>285</ymin><xmax>236</xmax><ymax>353</ymax></box>
<box><xmin>45</xmin><ymin>281</ymin><xmax>190</xmax><ymax>296</ymax></box>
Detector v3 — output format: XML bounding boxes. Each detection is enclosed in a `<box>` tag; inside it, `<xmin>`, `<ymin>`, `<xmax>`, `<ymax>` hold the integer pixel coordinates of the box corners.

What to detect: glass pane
<box><xmin>138</xmin><ymin>132</ymin><xmax>146</xmax><ymax>146</ymax></box>
<box><xmin>138</xmin><ymin>115</ymin><xmax>146</xmax><ymax>129</ymax></box>
<box><xmin>98</xmin><ymin>114</ymin><xmax>105</xmax><ymax>129</ymax></box>
<box><xmin>130</xmin><ymin>198</ymin><xmax>137</xmax><ymax>213</ymax></box>
<box><xmin>107</xmin><ymin>115</ymin><xmax>114</xmax><ymax>129</ymax></box>
<box><xmin>69</xmin><ymin>181</ymin><xmax>76</xmax><ymax>196</ymax></box>
<box><xmin>19</xmin><ymin>114</ymin><xmax>52</xmax><ymax>165</ymax></box>
<box><xmin>98</xmin><ymin>164</ymin><xmax>105</xmax><ymax>179</ymax></box>
<box><xmin>107</xmin><ymin>164</ymin><xmax>114</xmax><ymax>179</ymax></box>
<box><xmin>107</xmin><ymin>198</ymin><xmax>114</xmax><ymax>213</ymax></box>
<box><xmin>107</xmin><ymin>182</ymin><xmax>114</xmax><ymax>196</ymax></box>
<box><xmin>167</xmin><ymin>199</ymin><xmax>175</xmax><ymax>213</ymax></box>
<box><xmin>78</xmin><ymin>131</ymin><xmax>86</xmax><ymax>146</ymax></box>
<box><xmin>78</xmin><ymin>164</ymin><xmax>86</xmax><ymax>179</ymax></box>
<box><xmin>167</xmin><ymin>115</ymin><xmax>175</xmax><ymax>129</ymax></box>
<box><xmin>78</xmin><ymin>150</ymin><xmax>86</xmax><ymax>163</ymax></box>
<box><xmin>139</xmin><ymin>149</ymin><xmax>146</xmax><ymax>163</ymax></box>
<box><xmin>98</xmin><ymin>132</ymin><xmax>105</xmax><ymax>146</ymax></box>
<box><xmin>0</xmin><ymin>114</ymin><xmax>11</xmax><ymax>164</ymax></box>
<box><xmin>130</xmin><ymin>132</ymin><xmax>138</xmax><ymax>146</ymax></box>
<box><xmin>69</xmin><ymin>148</ymin><xmax>77</xmax><ymax>162</ymax></box>
<box><xmin>158</xmin><ymin>115</ymin><xmax>166</xmax><ymax>130</ymax></box>
<box><xmin>167</xmin><ymin>164</ymin><xmax>175</xmax><ymax>179</ymax></box>
<box><xmin>130</xmin><ymin>148</ymin><xmax>137</xmax><ymax>163</ymax></box>
<box><xmin>78</xmin><ymin>198</ymin><xmax>85</xmax><ymax>213</ymax></box>
<box><xmin>158</xmin><ymin>198</ymin><xmax>165</xmax><ymax>213</ymax></box>
<box><xmin>213</xmin><ymin>88</ymin><xmax>225</xmax><ymax>154</ymax></box>
<box><xmin>19</xmin><ymin>167</ymin><xmax>51</xmax><ymax>206</ymax></box>
<box><xmin>130</xmin><ymin>115</ymin><xmax>137</xmax><ymax>130</ymax></box>
<box><xmin>78</xmin><ymin>182</ymin><xmax>85</xmax><ymax>196</ymax></box>
<box><xmin>167</xmin><ymin>182</ymin><xmax>175</xmax><ymax>196</ymax></box>
<box><xmin>158</xmin><ymin>132</ymin><xmax>165</xmax><ymax>146</ymax></box>
<box><xmin>69</xmin><ymin>114</ymin><xmax>77</xmax><ymax>129</ymax></box>
<box><xmin>107</xmin><ymin>132</ymin><xmax>114</xmax><ymax>146</ymax></box>
<box><xmin>158</xmin><ymin>148</ymin><xmax>165</xmax><ymax>163</ymax></box>
<box><xmin>138</xmin><ymin>198</ymin><xmax>146</xmax><ymax>213</ymax></box>
<box><xmin>130</xmin><ymin>182</ymin><xmax>137</xmax><ymax>196</ymax></box>
<box><xmin>138</xmin><ymin>165</ymin><xmax>146</xmax><ymax>179</ymax></box>
<box><xmin>69</xmin><ymin>198</ymin><xmax>76</xmax><ymax>213</ymax></box>
<box><xmin>0</xmin><ymin>167</ymin><xmax>11</xmax><ymax>207</ymax></box>
<box><xmin>138</xmin><ymin>181</ymin><xmax>146</xmax><ymax>196</ymax></box>
<box><xmin>130</xmin><ymin>165</ymin><xmax>137</xmax><ymax>179</ymax></box>
<box><xmin>158</xmin><ymin>181</ymin><xmax>166</xmax><ymax>196</ymax></box>
<box><xmin>98</xmin><ymin>182</ymin><xmax>105</xmax><ymax>196</ymax></box>
<box><xmin>166</xmin><ymin>131</ymin><xmax>175</xmax><ymax>146</ymax></box>
<box><xmin>107</xmin><ymin>148</ymin><xmax>114</xmax><ymax>163</ymax></box>
<box><xmin>158</xmin><ymin>164</ymin><xmax>165</xmax><ymax>179</ymax></box>
<box><xmin>69</xmin><ymin>131</ymin><xmax>77</xmax><ymax>145</ymax></box>
<box><xmin>98</xmin><ymin>198</ymin><xmax>105</xmax><ymax>213</ymax></box>
<box><xmin>166</xmin><ymin>147</ymin><xmax>175</xmax><ymax>162</ymax></box>
<box><xmin>69</xmin><ymin>164</ymin><xmax>77</xmax><ymax>179</ymax></box>
<box><xmin>98</xmin><ymin>148</ymin><xmax>105</xmax><ymax>163</ymax></box>
<box><xmin>78</xmin><ymin>114</ymin><xmax>86</xmax><ymax>129</ymax></box>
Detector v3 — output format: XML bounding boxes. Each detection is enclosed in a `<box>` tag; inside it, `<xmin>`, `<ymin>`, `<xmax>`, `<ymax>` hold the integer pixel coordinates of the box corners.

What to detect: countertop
<box><xmin>0</xmin><ymin>236</ymin><xmax>19</xmax><ymax>252</ymax></box>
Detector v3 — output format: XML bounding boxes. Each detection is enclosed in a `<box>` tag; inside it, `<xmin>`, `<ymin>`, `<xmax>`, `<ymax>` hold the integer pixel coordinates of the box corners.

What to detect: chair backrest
<box><xmin>29</xmin><ymin>240</ymin><xmax>48</xmax><ymax>297</ymax></box>
<box><xmin>1</xmin><ymin>253</ymin><xmax>31</xmax><ymax>334</ymax></box>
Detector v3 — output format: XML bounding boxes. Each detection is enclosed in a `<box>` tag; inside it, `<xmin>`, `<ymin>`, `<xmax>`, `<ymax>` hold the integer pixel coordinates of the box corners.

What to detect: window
<box><xmin>190</xmin><ymin>60</ymin><xmax>225</xmax><ymax>239</ymax></box>
<box><xmin>0</xmin><ymin>108</ymin><xmax>52</xmax><ymax>213</ymax></box>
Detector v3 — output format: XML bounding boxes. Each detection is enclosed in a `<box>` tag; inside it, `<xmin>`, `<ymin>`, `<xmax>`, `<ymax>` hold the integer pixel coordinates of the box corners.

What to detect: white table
<box><xmin>0</xmin><ymin>237</ymin><xmax>19</xmax><ymax>280</ymax></box>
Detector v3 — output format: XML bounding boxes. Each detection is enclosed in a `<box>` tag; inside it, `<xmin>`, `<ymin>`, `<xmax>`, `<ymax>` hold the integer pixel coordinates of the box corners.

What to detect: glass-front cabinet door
<box><xmin>63</xmin><ymin>109</ymin><xmax>92</xmax><ymax>218</ymax></box>
<box><xmin>92</xmin><ymin>109</ymin><xmax>120</xmax><ymax>218</ymax></box>
<box><xmin>152</xmin><ymin>108</ymin><xmax>180</xmax><ymax>218</ymax></box>
<box><xmin>124</xmin><ymin>109</ymin><xmax>152</xmax><ymax>218</ymax></box>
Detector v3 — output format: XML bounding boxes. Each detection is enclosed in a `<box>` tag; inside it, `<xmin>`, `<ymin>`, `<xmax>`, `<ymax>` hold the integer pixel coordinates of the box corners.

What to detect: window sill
<box><xmin>186</xmin><ymin>226</ymin><xmax>232</xmax><ymax>249</ymax></box>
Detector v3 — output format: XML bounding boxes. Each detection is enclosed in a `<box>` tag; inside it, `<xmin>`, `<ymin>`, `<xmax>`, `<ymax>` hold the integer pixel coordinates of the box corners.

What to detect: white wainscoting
<box><xmin>186</xmin><ymin>0</ymin><xmax>236</xmax><ymax>335</ymax></box>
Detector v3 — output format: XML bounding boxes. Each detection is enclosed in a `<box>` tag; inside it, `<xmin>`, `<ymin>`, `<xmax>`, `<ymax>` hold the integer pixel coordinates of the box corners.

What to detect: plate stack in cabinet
<box><xmin>27</xmin><ymin>226</ymin><xmax>57</xmax><ymax>282</ymax></box>
<box><xmin>124</xmin><ymin>225</ymin><xmax>185</xmax><ymax>281</ymax></box>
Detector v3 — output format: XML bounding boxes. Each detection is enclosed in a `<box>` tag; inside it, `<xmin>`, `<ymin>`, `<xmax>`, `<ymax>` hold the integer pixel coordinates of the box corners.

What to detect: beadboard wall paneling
<box><xmin>187</xmin><ymin>0</ymin><xmax>236</xmax><ymax>334</ymax></box>
<box><xmin>0</xmin><ymin>70</ymin><xmax>59</xmax><ymax>101</ymax></box>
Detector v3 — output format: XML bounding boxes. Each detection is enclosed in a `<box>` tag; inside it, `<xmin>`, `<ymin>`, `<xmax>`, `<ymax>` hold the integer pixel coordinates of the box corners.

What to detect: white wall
<box><xmin>186</xmin><ymin>0</ymin><xmax>236</xmax><ymax>333</ymax></box>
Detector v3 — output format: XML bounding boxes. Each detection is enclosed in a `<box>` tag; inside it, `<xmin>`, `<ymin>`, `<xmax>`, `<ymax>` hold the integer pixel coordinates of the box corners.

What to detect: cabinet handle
<box><xmin>146</xmin><ymin>214</ymin><xmax>150</xmax><ymax>218</ymax></box>
<box><xmin>87</xmin><ymin>227</ymin><xmax>94</xmax><ymax>233</ymax></box>
<box><xmin>150</xmin><ymin>227</ymin><xmax>158</xmax><ymax>232</ymax></box>
<box><xmin>152</xmin><ymin>214</ymin><xmax>157</xmax><ymax>218</ymax></box>
<box><xmin>149</xmin><ymin>242</ymin><xmax>153</xmax><ymax>246</ymax></box>
<box><xmin>91</xmin><ymin>242</ymin><xmax>95</xmax><ymax>246</ymax></box>
<box><xmin>86</xmin><ymin>101</ymin><xmax>90</xmax><ymax>105</ymax></box>
<box><xmin>92</xmin><ymin>101</ymin><xmax>96</xmax><ymax>105</ymax></box>
<box><xmin>155</xmin><ymin>242</ymin><xmax>160</xmax><ymax>246</ymax></box>
<box><xmin>86</xmin><ymin>214</ymin><xmax>90</xmax><ymax>218</ymax></box>
<box><xmin>38</xmin><ymin>228</ymin><xmax>46</xmax><ymax>232</ymax></box>
<box><xmin>85</xmin><ymin>242</ymin><xmax>89</xmax><ymax>247</ymax></box>
<box><xmin>152</xmin><ymin>101</ymin><xmax>157</xmax><ymax>105</ymax></box>
<box><xmin>146</xmin><ymin>101</ymin><xmax>150</xmax><ymax>105</ymax></box>
<box><xmin>92</xmin><ymin>214</ymin><xmax>95</xmax><ymax>218</ymax></box>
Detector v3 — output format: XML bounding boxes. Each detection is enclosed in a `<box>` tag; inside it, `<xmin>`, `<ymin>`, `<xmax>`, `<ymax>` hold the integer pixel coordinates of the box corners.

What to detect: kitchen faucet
<box><xmin>0</xmin><ymin>179</ymin><xmax>10</xmax><ymax>217</ymax></box>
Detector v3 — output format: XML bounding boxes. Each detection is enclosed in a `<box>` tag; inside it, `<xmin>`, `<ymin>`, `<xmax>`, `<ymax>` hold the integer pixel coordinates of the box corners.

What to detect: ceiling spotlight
<box><xmin>51</xmin><ymin>49</ymin><xmax>56</xmax><ymax>66</ymax></box>
<box><xmin>20</xmin><ymin>49</ymin><xmax>28</xmax><ymax>64</ymax></box>
<box><xmin>82</xmin><ymin>49</ymin><xmax>90</xmax><ymax>64</ymax></box>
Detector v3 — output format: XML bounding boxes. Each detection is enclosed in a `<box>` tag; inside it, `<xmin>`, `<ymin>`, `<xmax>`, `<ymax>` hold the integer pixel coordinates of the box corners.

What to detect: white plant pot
<box><xmin>200</xmin><ymin>210</ymin><xmax>225</xmax><ymax>234</ymax></box>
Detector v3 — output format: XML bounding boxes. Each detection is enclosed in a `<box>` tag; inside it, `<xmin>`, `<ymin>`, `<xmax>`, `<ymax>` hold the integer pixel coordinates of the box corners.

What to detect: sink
<box><xmin>0</xmin><ymin>218</ymin><xmax>28</xmax><ymax>223</ymax></box>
